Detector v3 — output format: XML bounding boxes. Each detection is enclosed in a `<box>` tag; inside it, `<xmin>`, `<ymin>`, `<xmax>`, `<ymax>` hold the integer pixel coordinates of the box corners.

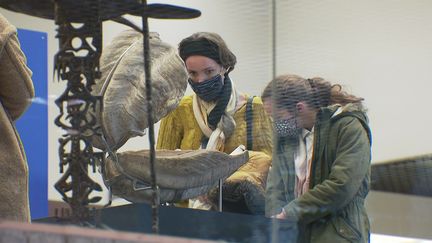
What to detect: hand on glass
<box><xmin>271</xmin><ymin>208</ymin><xmax>287</xmax><ymax>219</ymax></box>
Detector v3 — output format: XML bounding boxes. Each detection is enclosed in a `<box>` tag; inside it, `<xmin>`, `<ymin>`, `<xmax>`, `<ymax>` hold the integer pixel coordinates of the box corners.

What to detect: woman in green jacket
<box><xmin>262</xmin><ymin>74</ymin><xmax>371</xmax><ymax>242</ymax></box>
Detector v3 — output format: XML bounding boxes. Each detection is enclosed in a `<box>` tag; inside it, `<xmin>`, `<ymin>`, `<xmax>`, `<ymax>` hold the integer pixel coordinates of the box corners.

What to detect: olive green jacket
<box><xmin>266</xmin><ymin>104</ymin><xmax>372</xmax><ymax>243</ymax></box>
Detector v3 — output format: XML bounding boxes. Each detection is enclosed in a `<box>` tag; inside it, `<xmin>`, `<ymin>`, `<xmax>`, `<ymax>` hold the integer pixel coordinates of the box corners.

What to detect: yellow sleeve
<box><xmin>156</xmin><ymin>102</ymin><xmax>184</xmax><ymax>150</ymax></box>
<box><xmin>226</xmin><ymin>96</ymin><xmax>273</xmax><ymax>186</ymax></box>
<box><xmin>251</xmin><ymin>96</ymin><xmax>273</xmax><ymax>157</ymax></box>
<box><xmin>222</xmin><ymin>96</ymin><xmax>273</xmax><ymax>214</ymax></box>
<box><xmin>157</xmin><ymin>96</ymin><xmax>204</xmax><ymax>150</ymax></box>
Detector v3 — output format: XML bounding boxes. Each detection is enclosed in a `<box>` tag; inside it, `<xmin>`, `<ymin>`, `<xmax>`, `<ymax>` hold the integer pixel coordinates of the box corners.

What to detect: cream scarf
<box><xmin>192</xmin><ymin>82</ymin><xmax>240</xmax><ymax>151</ymax></box>
<box><xmin>189</xmin><ymin>81</ymin><xmax>241</xmax><ymax>210</ymax></box>
<box><xmin>294</xmin><ymin>128</ymin><xmax>314</xmax><ymax>197</ymax></box>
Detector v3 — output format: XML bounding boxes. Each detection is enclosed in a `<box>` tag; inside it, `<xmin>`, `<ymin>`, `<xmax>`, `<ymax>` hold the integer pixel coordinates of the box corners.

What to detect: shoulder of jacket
<box><xmin>0</xmin><ymin>14</ymin><xmax>17</xmax><ymax>52</ymax></box>
<box><xmin>163</xmin><ymin>95</ymin><xmax>193</xmax><ymax>119</ymax></box>
<box><xmin>178</xmin><ymin>95</ymin><xmax>193</xmax><ymax>107</ymax></box>
<box><xmin>328</xmin><ymin>104</ymin><xmax>367</xmax><ymax>121</ymax></box>
<box><xmin>247</xmin><ymin>95</ymin><xmax>264</xmax><ymax>107</ymax></box>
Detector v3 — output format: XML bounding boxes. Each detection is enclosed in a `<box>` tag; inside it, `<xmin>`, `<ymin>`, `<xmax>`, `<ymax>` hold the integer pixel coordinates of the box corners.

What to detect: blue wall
<box><xmin>15</xmin><ymin>29</ymin><xmax>48</xmax><ymax>220</ymax></box>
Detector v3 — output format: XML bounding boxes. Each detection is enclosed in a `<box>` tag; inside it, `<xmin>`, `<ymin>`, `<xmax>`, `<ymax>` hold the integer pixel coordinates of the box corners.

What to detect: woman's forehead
<box><xmin>185</xmin><ymin>55</ymin><xmax>220</xmax><ymax>71</ymax></box>
<box><xmin>263</xmin><ymin>100</ymin><xmax>293</xmax><ymax>118</ymax></box>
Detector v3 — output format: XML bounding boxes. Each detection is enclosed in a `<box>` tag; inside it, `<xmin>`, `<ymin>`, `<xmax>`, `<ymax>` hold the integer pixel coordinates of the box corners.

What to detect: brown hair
<box><xmin>261</xmin><ymin>74</ymin><xmax>364</xmax><ymax>112</ymax></box>
<box><xmin>178</xmin><ymin>32</ymin><xmax>237</xmax><ymax>72</ymax></box>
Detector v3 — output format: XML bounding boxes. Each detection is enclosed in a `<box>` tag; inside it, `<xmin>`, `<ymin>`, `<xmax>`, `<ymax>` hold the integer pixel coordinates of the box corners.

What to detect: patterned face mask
<box><xmin>188</xmin><ymin>74</ymin><xmax>224</xmax><ymax>102</ymax></box>
<box><xmin>274</xmin><ymin>117</ymin><xmax>299</xmax><ymax>138</ymax></box>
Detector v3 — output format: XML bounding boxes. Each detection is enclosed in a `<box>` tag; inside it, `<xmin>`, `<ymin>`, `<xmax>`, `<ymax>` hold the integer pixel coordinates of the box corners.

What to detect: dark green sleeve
<box><xmin>265</xmin><ymin>157</ymin><xmax>287</xmax><ymax>216</ymax></box>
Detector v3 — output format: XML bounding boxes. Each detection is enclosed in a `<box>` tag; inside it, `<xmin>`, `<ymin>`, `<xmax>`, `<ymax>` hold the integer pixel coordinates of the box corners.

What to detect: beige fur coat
<box><xmin>0</xmin><ymin>14</ymin><xmax>34</xmax><ymax>222</ymax></box>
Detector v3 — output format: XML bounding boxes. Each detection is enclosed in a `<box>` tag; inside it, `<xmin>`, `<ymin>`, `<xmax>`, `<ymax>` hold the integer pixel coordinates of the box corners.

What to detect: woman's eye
<box><xmin>205</xmin><ymin>70</ymin><xmax>214</xmax><ymax>75</ymax></box>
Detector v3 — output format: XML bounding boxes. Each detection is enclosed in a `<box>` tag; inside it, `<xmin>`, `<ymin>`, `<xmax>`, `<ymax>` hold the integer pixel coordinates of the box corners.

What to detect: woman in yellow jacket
<box><xmin>157</xmin><ymin>32</ymin><xmax>272</xmax><ymax>214</ymax></box>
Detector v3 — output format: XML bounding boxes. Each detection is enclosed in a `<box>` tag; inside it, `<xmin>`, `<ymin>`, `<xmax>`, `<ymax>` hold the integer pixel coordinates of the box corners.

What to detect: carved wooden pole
<box><xmin>53</xmin><ymin>0</ymin><xmax>104</xmax><ymax>222</ymax></box>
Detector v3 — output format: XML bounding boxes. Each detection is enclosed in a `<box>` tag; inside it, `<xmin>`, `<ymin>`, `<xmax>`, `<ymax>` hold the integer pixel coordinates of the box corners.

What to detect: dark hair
<box><xmin>178</xmin><ymin>32</ymin><xmax>237</xmax><ymax>72</ymax></box>
<box><xmin>261</xmin><ymin>74</ymin><xmax>364</xmax><ymax>112</ymax></box>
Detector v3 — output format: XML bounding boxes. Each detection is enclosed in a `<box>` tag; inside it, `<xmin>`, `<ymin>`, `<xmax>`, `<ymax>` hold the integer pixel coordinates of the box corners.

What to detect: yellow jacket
<box><xmin>157</xmin><ymin>94</ymin><xmax>273</xmax><ymax>214</ymax></box>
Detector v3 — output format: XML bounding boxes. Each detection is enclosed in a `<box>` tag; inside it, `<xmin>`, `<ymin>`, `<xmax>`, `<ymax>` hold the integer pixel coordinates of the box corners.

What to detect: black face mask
<box><xmin>188</xmin><ymin>74</ymin><xmax>224</xmax><ymax>102</ymax></box>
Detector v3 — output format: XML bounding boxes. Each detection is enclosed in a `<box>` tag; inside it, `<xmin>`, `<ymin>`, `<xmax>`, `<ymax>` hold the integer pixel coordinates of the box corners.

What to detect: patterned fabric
<box><xmin>274</xmin><ymin>117</ymin><xmax>298</xmax><ymax>138</ymax></box>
